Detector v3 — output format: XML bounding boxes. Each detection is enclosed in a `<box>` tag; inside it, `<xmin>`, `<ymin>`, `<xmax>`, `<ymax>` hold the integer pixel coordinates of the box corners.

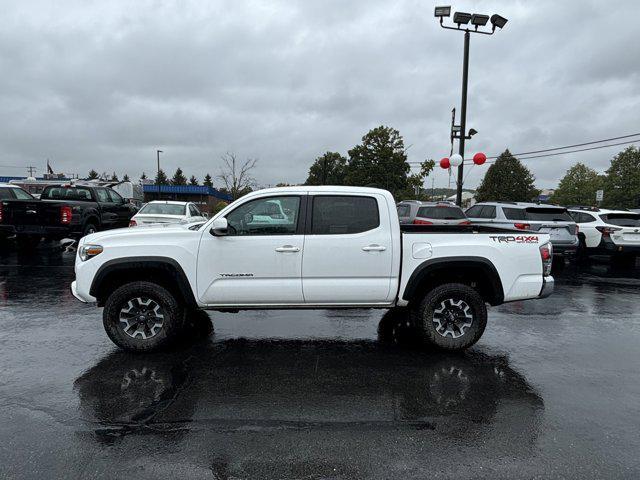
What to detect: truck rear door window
<box><xmin>311</xmin><ymin>196</ymin><xmax>379</xmax><ymax>234</ymax></box>
<box><xmin>0</xmin><ymin>188</ymin><xmax>14</xmax><ymax>199</ymax></box>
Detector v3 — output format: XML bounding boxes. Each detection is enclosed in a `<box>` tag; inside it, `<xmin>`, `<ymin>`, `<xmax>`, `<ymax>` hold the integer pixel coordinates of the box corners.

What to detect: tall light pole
<box><xmin>434</xmin><ymin>7</ymin><xmax>508</xmax><ymax>206</ymax></box>
<box><xmin>156</xmin><ymin>149</ymin><xmax>163</xmax><ymax>200</ymax></box>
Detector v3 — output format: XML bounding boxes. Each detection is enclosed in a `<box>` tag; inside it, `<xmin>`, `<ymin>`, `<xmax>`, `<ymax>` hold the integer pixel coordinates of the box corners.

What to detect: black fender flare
<box><xmin>402</xmin><ymin>256</ymin><xmax>504</xmax><ymax>306</ymax></box>
<box><xmin>90</xmin><ymin>256</ymin><xmax>197</xmax><ymax>308</ymax></box>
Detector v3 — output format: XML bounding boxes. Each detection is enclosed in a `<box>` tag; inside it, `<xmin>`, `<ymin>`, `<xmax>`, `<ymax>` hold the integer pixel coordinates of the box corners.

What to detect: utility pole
<box><xmin>27</xmin><ymin>166</ymin><xmax>36</xmax><ymax>177</ymax></box>
<box><xmin>456</xmin><ymin>31</ymin><xmax>470</xmax><ymax>207</ymax></box>
<box><xmin>156</xmin><ymin>150</ymin><xmax>163</xmax><ymax>200</ymax></box>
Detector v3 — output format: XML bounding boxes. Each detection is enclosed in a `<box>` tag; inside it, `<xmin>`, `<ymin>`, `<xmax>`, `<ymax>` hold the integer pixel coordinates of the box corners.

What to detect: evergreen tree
<box><xmin>141</xmin><ymin>172</ymin><xmax>147</xmax><ymax>180</ymax></box>
<box><xmin>189</xmin><ymin>175</ymin><xmax>199</xmax><ymax>186</ymax></box>
<box><xmin>122</xmin><ymin>174</ymin><xmax>130</xmax><ymax>182</ymax></box>
<box><xmin>110</xmin><ymin>172</ymin><xmax>119</xmax><ymax>182</ymax></box>
<box><xmin>87</xmin><ymin>169</ymin><xmax>99</xmax><ymax>180</ymax></box>
<box><xmin>203</xmin><ymin>173</ymin><xmax>213</xmax><ymax>187</ymax></box>
<box><xmin>171</xmin><ymin>167</ymin><xmax>187</xmax><ymax>185</ymax></box>
<box><xmin>475</xmin><ymin>150</ymin><xmax>539</xmax><ymax>202</ymax></box>
<box><xmin>155</xmin><ymin>169</ymin><xmax>169</xmax><ymax>185</ymax></box>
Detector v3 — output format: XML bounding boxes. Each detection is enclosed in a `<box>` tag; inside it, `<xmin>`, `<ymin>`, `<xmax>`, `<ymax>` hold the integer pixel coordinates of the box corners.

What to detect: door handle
<box><xmin>275</xmin><ymin>245</ymin><xmax>300</xmax><ymax>253</ymax></box>
<box><xmin>362</xmin><ymin>244</ymin><xmax>386</xmax><ymax>252</ymax></box>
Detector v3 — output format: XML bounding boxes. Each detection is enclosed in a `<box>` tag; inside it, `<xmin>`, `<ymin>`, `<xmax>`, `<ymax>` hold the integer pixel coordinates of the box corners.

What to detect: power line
<box><xmin>408</xmin><ymin>132</ymin><xmax>640</xmax><ymax>165</ymax></box>
<box><xmin>478</xmin><ymin>138</ymin><xmax>640</xmax><ymax>165</ymax></box>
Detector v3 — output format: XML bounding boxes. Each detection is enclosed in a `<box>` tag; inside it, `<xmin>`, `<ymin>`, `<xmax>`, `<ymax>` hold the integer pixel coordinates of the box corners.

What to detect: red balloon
<box><xmin>473</xmin><ymin>152</ymin><xmax>487</xmax><ymax>165</ymax></box>
<box><xmin>440</xmin><ymin>157</ymin><xmax>450</xmax><ymax>169</ymax></box>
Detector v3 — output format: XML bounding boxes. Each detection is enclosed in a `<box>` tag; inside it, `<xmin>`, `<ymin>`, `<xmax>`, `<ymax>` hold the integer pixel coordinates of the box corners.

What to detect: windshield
<box><xmin>417</xmin><ymin>206</ymin><xmax>466</xmax><ymax>220</ymax></box>
<box><xmin>600</xmin><ymin>213</ymin><xmax>640</xmax><ymax>227</ymax></box>
<box><xmin>139</xmin><ymin>203</ymin><xmax>186</xmax><ymax>215</ymax></box>
<box><xmin>41</xmin><ymin>186</ymin><xmax>93</xmax><ymax>201</ymax></box>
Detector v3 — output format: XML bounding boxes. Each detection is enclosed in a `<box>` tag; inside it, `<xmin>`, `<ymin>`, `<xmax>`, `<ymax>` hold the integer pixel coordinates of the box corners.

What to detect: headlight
<box><xmin>79</xmin><ymin>244</ymin><xmax>103</xmax><ymax>261</ymax></box>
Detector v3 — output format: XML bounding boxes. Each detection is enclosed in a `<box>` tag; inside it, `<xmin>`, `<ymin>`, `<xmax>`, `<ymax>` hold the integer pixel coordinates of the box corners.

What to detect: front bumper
<box><xmin>538</xmin><ymin>277</ymin><xmax>554</xmax><ymax>298</ymax></box>
<box><xmin>70</xmin><ymin>280</ymin><xmax>96</xmax><ymax>303</ymax></box>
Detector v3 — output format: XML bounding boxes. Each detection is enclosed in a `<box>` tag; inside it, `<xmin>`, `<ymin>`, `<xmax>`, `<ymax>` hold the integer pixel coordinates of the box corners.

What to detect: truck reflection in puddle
<box><xmin>74</xmin><ymin>311</ymin><xmax>544</xmax><ymax>475</ymax></box>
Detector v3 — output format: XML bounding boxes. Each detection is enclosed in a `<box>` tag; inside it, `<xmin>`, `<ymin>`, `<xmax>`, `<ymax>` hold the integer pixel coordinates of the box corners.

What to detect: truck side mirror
<box><xmin>210</xmin><ymin>217</ymin><xmax>228</xmax><ymax>236</ymax></box>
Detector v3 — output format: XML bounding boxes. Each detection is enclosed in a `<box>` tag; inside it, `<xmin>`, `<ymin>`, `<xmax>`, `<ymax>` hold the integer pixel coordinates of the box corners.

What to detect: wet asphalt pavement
<box><xmin>1</xmin><ymin>245</ymin><xmax>640</xmax><ymax>479</ymax></box>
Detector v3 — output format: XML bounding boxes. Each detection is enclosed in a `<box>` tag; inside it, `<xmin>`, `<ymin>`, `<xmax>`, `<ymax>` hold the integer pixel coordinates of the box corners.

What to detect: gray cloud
<box><xmin>1</xmin><ymin>0</ymin><xmax>638</xmax><ymax>190</ymax></box>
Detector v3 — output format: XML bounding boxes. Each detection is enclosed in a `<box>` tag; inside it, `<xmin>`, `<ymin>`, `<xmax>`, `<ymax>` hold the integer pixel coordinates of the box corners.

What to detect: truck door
<box><xmin>196</xmin><ymin>195</ymin><xmax>305</xmax><ymax>305</ymax></box>
<box><xmin>95</xmin><ymin>188</ymin><xmax>117</xmax><ymax>229</ymax></box>
<box><xmin>107</xmin><ymin>189</ymin><xmax>133</xmax><ymax>227</ymax></box>
<box><xmin>302</xmin><ymin>193</ymin><xmax>394</xmax><ymax>304</ymax></box>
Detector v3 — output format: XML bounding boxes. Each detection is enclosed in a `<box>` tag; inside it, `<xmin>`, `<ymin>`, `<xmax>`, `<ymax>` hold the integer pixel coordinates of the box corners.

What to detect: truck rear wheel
<box><xmin>411</xmin><ymin>283</ymin><xmax>487</xmax><ymax>351</ymax></box>
<box><xmin>103</xmin><ymin>281</ymin><xmax>185</xmax><ymax>352</ymax></box>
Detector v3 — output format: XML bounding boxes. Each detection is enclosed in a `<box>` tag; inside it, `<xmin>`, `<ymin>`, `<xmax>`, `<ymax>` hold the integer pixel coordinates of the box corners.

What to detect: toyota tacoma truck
<box><xmin>71</xmin><ymin>186</ymin><xmax>554</xmax><ymax>352</ymax></box>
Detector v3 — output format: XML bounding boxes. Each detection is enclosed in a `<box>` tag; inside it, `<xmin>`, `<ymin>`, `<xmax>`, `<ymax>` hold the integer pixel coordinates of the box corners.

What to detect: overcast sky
<box><xmin>1</xmin><ymin>0</ymin><xmax>638</xmax><ymax>190</ymax></box>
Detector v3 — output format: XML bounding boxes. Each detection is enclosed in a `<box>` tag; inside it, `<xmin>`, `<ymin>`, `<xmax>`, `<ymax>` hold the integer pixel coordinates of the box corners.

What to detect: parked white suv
<box><xmin>568</xmin><ymin>207</ymin><xmax>640</xmax><ymax>257</ymax></box>
<box><xmin>71</xmin><ymin>186</ymin><xmax>554</xmax><ymax>353</ymax></box>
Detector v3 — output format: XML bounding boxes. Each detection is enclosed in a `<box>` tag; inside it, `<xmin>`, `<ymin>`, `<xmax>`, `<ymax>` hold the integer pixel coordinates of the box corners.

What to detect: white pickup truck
<box><xmin>71</xmin><ymin>186</ymin><xmax>554</xmax><ymax>352</ymax></box>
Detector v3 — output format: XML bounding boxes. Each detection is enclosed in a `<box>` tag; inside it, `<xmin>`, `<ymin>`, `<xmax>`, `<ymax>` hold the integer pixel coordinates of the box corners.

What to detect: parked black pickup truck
<box><xmin>0</xmin><ymin>183</ymin><xmax>137</xmax><ymax>246</ymax></box>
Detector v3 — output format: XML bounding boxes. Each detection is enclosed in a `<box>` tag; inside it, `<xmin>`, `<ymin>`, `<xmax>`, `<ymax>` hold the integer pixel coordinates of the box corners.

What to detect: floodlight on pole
<box><xmin>434</xmin><ymin>6</ymin><xmax>508</xmax><ymax>206</ymax></box>
<box><xmin>434</xmin><ymin>6</ymin><xmax>451</xmax><ymax>18</ymax></box>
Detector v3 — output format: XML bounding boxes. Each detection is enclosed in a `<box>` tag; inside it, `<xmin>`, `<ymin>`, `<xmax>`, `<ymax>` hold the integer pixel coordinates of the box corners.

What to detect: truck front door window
<box><xmin>226</xmin><ymin>196</ymin><xmax>300</xmax><ymax>235</ymax></box>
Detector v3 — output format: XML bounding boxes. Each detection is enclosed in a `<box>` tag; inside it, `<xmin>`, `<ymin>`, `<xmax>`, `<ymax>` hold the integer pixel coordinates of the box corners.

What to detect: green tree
<box><xmin>475</xmin><ymin>149</ymin><xmax>539</xmax><ymax>202</ymax></box>
<box><xmin>602</xmin><ymin>146</ymin><xmax>640</xmax><ymax>208</ymax></box>
<box><xmin>87</xmin><ymin>169</ymin><xmax>99</xmax><ymax>180</ymax></box>
<box><xmin>141</xmin><ymin>172</ymin><xmax>147</xmax><ymax>180</ymax></box>
<box><xmin>122</xmin><ymin>174</ymin><xmax>130</xmax><ymax>182</ymax></box>
<box><xmin>305</xmin><ymin>152</ymin><xmax>347</xmax><ymax>185</ymax></box>
<box><xmin>550</xmin><ymin>162</ymin><xmax>602</xmax><ymax>206</ymax></box>
<box><xmin>345</xmin><ymin>125</ymin><xmax>411</xmax><ymax>198</ymax></box>
<box><xmin>155</xmin><ymin>169</ymin><xmax>169</xmax><ymax>185</ymax></box>
<box><xmin>189</xmin><ymin>175</ymin><xmax>199</xmax><ymax>186</ymax></box>
<box><xmin>203</xmin><ymin>173</ymin><xmax>213</xmax><ymax>187</ymax></box>
<box><xmin>171</xmin><ymin>167</ymin><xmax>187</xmax><ymax>185</ymax></box>
<box><xmin>110</xmin><ymin>172</ymin><xmax>119</xmax><ymax>182</ymax></box>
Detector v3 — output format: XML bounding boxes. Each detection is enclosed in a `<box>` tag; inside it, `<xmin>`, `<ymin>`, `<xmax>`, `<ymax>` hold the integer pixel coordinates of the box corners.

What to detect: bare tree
<box><xmin>217</xmin><ymin>152</ymin><xmax>258</xmax><ymax>200</ymax></box>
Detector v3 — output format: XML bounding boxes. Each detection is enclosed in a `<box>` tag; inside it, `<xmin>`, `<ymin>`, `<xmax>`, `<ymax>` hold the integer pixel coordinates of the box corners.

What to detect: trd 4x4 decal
<box><xmin>489</xmin><ymin>235</ymin><xmax>539</xmax><ymax>244</ymax></box>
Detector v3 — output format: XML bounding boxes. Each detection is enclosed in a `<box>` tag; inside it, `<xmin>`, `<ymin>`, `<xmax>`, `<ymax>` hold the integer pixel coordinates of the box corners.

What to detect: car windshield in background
<box><xmin>139</xmin><ymin>203</ymin><xmax>186</xmax><ymax>215</ymax></box>
<box><xmin>600</xmin><ymin>213</ymin><xmax>640</xmax><ymax>227</ymax></box>
<box><xmin>417</xmin><ymin>206</ymin><xmax>465</xmax><ymax>219</ymax></box>
<box><xmin>397</xmin><ymin>205</ymin><xmax>411</xmax><ymax>217</ymax></box>
<box><xmin>41</xmin><ymin>186</ymin><xmax>93</xmax><ymax>201</ymax></box>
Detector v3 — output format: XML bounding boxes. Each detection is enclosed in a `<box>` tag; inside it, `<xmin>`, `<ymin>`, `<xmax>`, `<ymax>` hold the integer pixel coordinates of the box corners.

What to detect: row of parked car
<box><xmin>0</xmin><ymin>182</ymin><xmax>209</xmax><ymax>248</ymax></box>
<box><xmin>397</xmin><ymin>200</ymin><xmax>640</xmax><ymax>259</ymax></box>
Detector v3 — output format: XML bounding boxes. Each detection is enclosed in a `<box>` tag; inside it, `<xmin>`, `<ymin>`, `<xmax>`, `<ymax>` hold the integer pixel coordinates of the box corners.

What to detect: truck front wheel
<box><xmin>103</xmin><ymin>281</ymin><xmax>185</xmax><ymax>352</ymax></box>
<box><xmin>411</xmin><ymin>283</ymin><xmax>487</xmax><ymax>351</ymax></box>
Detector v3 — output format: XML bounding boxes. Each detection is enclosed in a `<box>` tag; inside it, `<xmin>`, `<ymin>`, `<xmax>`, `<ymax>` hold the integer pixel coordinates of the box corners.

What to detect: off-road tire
<box><xmin>103</xmin><ymin>281</ymin><xmax>185</xmax><ymax>352</ymax></box>
<box><xmin>410</xmin><ymin>283</ymin><xmax>487</xmax><ymax>351</ymax></box>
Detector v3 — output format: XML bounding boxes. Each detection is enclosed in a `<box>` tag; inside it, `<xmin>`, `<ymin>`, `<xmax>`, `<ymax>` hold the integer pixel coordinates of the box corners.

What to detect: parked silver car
<box><xmin>466</xmin><ymin>202</ymin><xmax>579</xmax><ymax>256</ymax></box>
<box><xmin>412</xmin><ymin>202</ymin><xmax>470</xmax><ymax>225</ymax></box>
<box><xmin>396</xmin><ymin>200</ymin><xmax>425</xmax><ymax>224</ymax></box>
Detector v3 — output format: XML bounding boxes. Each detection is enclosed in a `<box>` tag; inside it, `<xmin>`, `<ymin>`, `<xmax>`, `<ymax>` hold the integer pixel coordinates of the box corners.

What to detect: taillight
<box><xmin>60</xmin><ymin>206</ymin><xmax>72</xmax><ymax>224</ymax></box>
<box><xmin>539</xmin><ymin>242</ymin><xmax>553</xmax><ymax>276</ymax></box>
<box><xmin>595</xmin><ymin>226</ymin><xmax>621</xmax><ymax>237</ymax></box>
<box><xmin>413</xmin><ymin>219</ymin><xmax>433</xmax><ymax>225</ymax></box>
<box><xmin>0</xmin><ymin>202</ymin><xmax>3</xmax><ymax>223</ymax></box>
<box><xmin>514</xmin><ymin>223</ymin><xmax>530</xmax><ymax>230</ymax></box>
<box><xmin>129</xmin><ymin>219</ymin><xmax>137</xmax><ymax>227</ymax></box>
<box><xmin>575</xmin><ymin>224</ymin><xmax>579</xmax><ymax>234</ymax></box>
